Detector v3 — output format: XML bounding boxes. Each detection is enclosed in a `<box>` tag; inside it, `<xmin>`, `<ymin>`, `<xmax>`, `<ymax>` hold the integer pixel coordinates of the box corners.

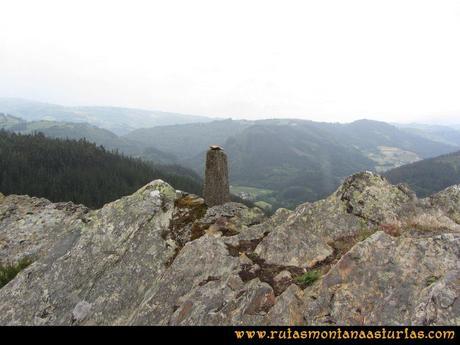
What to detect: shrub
<box><xmin>0</xmin><ymin>257</ymin><xmax>33</xmax><ymax>288</ymax></box>
<box><xmin>294</xmin><ymin>269</ymin><xmax>321</xmax><ymax>286</ymax></box>
<box><xmin>425</xmin><ymin>276</ymin><xmax>439</xmax><ymax>286</ymax></box>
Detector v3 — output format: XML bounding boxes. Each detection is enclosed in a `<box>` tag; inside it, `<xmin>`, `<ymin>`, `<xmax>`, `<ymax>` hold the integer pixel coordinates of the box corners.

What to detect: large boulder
<box><xmin>252</xmin><ymin>172</ymin><xmax>415</xmax><ymax>271</ymax></box>
<box><xmin>0</xmin><ymin>194</ymin><xmax>88</xmax><ymax>265</ymax></box>
<box><xmin>304</xmin><ymin>231</ymin><xmax>460</xmax><ymax>325</ymax></box>
<box><xmin>0</xmin><ymin>172</ymin><xmax>459</xmax><ymax>326</ymax></box>
<box><xmin>430</xmin><ymin>185</ymin><xmax>460</xmax><ymax>224</ymax></box>
<box><xmin>0</xmin><ymin>180</ymin><xmax>178</xmax><ymax>325</ymax></box>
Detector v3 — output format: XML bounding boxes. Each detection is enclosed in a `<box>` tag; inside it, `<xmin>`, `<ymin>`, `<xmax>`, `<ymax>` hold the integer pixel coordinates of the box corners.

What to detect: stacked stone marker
<box><xmin>203</xmin><ymin>145</ymin><xmax>230</xmax><ymax>207</ymax></box>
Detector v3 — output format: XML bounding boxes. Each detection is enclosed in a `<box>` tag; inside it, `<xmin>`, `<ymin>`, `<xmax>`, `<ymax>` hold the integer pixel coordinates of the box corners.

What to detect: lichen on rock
<box><xmin>0</xmin><ymin>173</ymin><xmax>459</xmax><ymax>326</ymax></box>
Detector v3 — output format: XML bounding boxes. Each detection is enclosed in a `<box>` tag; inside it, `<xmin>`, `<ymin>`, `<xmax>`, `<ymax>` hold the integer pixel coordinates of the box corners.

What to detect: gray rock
<box><xmin>265</xmin><ymin>284</ymin><xmax>306</xmax><ymax>325</ymax></box>
<box><xmin>430</xmin><ymin>185</ymin><xmax>460</xmax><ymax>224</ymax></box>
<box><xmin>304</xmin><ymin>231</ymin><xmax>460</xmax><ymax>325</ymax></box>
<box><xmin>72</xmin><ymin>301</ymin><xmax>92</xmax><ymax>323</ymax></box>
<box><xmin>0</xmin><ymin>172</ymin><xmax>459</xmax><ymax>326</ymax></box>
<box><xmin>272</xmin><ymin>271</ymin><xmax>293</xmax><ymax>299</ymax></box>
<box><xmin>254</xmin><ymin>218</ymin><xmax>334</xmax><ymax>269</ymax></box>
<box><xmin>0</xmin><ymin>195</ymin><xmax>88</xmax><ymax>265</ymax></box>
<box><xmin>0</xmin><ymin>180</ymin><xmax>177</xmax><ymax>325</ymax></box>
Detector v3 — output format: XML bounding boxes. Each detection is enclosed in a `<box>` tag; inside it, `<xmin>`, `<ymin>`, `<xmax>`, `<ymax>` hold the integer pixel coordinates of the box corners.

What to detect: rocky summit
<box><xmin>0</xmin><ymin>172</ymin><xmax>459</xmax><ymax>325</ymax></box>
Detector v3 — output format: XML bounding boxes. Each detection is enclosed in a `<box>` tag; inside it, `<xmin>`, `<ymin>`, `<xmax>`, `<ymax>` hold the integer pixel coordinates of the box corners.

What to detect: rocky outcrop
<box><xmin>0</xmin><ymin>172</ymin><xmax>459</xmax><ymax>325</ymax></box>
<box><xmin>430</xmin><ymin>185</ymin><xmax>460</xmax><ymax>224</ymax></box>
<box><xmin>0</xmin><ymin>194</ymin><xmax>88</xmax><ymax>265</ymax></box>
<box><xmin>304</xmin><ymin>232</ymin><xmax>459</xmax><ymax>325</ymax></box>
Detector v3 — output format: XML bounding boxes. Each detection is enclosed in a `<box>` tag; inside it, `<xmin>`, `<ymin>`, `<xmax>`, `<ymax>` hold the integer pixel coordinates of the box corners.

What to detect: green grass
<box><xmin>0</xmin><ymin>257</ymin><xmax>33</xmax><ymax>288</ymax></box>
<box><xmin>230</xmin><ymin>185</ymin><xmax>277</xmax><ymax>212</ymax></box>
<box><xmin>254</xmin><ymin>200</ymin><xmax>272</xmax><ymax>211</ymax></box>
<box><xmin>294</xmin><ymin>269</ymin><xmax>321</xmax><ymax>286</ymax></box>
<box><xmin>425</xmin><ymin>275</ymin><xmax>439</xmax><ymax>286</ymax></box>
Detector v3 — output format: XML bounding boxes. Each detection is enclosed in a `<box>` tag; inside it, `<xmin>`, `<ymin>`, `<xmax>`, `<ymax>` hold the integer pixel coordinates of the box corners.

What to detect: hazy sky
<box><xmin>1</xmin><ymin>0</ymin><xmax>459</xmax><ymax>123</ymax></box>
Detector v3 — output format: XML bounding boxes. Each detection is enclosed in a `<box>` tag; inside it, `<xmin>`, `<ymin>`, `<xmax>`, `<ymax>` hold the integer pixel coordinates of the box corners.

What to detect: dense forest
<box><xmin>385</xmin><ymin>150</ymin><xmax>460</xmax><ymax>197</ymax></box>
<box><xmin>0</xmin><ymin>131</ymin><xmax>202</xmax><ymax>208</ymax></box>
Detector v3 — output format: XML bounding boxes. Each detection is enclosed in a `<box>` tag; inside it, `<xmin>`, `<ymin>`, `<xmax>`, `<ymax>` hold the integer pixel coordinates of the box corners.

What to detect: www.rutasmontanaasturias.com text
<box><xmin>234</xmin><ymin>327</ymin><xmax>456</xmax><ymax>341</ymax></box>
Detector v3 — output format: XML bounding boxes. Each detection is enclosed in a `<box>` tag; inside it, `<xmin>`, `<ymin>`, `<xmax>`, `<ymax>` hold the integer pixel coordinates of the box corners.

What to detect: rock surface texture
<box><xmin>0</xmin><ymin>172</ymin><xmax>459</xmax><ymax>325</ymax></box>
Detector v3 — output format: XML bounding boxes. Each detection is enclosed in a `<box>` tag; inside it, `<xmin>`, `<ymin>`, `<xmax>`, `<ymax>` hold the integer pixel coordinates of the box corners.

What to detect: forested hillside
<box><xmin>0</xmin><ymin>113</ymin><xmax>178</xmax><ymax>164</ymax></box>
<box><xmin>385</xmin><ymin>150</ymin><xmax>460</xmax><ymax>197</ymax></box>
<box><xmin>223</xmin><ymin>121</ymin><xmax>375</xmax><ymax>208</ymax></box>
<box><xmin>3</xmin><ymin>111</ymin><xmax>459</xmax><ymax>210</ymax></box>
<box><xmin>125</xmin><ymin>119</ymin><xmax>254</xmax><ymax>160</ymax></box>
<box><xmin>125</xmin><ymin>118</ymin><xmax>459</xmax><ymax>209</ymax></box>
<box><xmin>0</xmin><ymin>131</ymin><xmax>202</xmax><ymax>208</ymax></box>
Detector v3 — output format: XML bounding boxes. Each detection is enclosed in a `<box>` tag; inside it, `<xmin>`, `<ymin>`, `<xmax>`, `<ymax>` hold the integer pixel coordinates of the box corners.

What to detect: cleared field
<box><xmin>367</xmin><ymin>146</ymin><xmax>420</xmax><ymax>172</ymax></box>
<box><xmin>254</xmin><ymin>200</ymin><xmax>273</xmax><ymax>212</ymax></box>
<box><xmin>230</xmin><ymin>185</ymin><xmax>274</xmax><ymax>199</ymax></box>
<box><xmin>230</xmin><ymin>185</ymin><xmax>276</xmax><ymax>211</ymax></box>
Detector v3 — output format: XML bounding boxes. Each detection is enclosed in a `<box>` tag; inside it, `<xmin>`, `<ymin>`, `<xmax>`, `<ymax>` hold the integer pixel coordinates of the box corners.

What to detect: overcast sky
<box><xmin>1</xmin><ymin>0</ymin><xmax>459</xmax><ymax>124</ymax></box>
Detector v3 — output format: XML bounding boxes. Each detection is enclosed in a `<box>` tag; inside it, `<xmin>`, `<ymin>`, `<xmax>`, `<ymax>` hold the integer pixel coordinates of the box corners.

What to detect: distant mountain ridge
<box><xmin>125</xmin><ymin>119</ymin><xmax>254</xmax><ymax>160</ymax></box>
<box><xmin>3</xmin><ymin>99</ymin><xmax>460</xmax><ymax>210</ymax></box>
<box><xmin>385</xmin><ymin>150</ymin><xmax>460</xmax><ymax>197</ymax></box>
<box><xmin>0</xmin><ymin>98</ymin><xmax>214</xmax><ymax>135</ymax></box>
<box><xmin>0</xmin><ymin>112</ymin><xmax>178</xmax><ymax>163</ymax></box>
<box><xmin>395</xmin><ymin>123</ymin><xmax>460</xmax><ymax>147</ymax></box>
<box><xmin>126</xmin><ymin>118</ymin><xmax>459</xmax><ymax>209</ymax></box>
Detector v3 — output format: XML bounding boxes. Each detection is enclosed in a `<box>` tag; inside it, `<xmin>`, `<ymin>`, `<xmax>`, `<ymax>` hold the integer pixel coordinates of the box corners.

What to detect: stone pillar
<box><xmin>203</xmin><ymin>145</ymin><xmax>230</xmax><ymax>207</ymax></box>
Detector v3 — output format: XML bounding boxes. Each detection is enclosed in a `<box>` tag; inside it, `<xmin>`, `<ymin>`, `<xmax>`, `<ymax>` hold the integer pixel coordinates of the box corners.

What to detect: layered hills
<box><xmin>3</xmin><ymin>102</ymin><xmax>460</xmax><ymax>210</ymax></box>
<box><xmin>127</xmin><ymin>118</ymin><xmax>458</xmax><ymax>208</ymax></box>
<box><xmin>0</xmin><ymin>113</ymin><xmax>178</xmax><ymax>163</ymax></box>
<box><xmin>0</xmin><ymin>98</ymin><xmax>213</xmax><ymax>135</ymax></box>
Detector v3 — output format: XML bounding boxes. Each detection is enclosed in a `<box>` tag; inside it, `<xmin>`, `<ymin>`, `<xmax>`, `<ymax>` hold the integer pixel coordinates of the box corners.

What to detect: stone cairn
<box><xmin>203</xmin><ymin>145</ymin><xmax>230</xmax><ymax>207</ymax></box>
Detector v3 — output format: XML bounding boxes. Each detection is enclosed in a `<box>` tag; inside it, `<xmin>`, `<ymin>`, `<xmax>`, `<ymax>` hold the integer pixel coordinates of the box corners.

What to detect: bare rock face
<box><xmin>253</xmin><ymin>171</ymin><xmax>414</xmax><ymax>271</ymax></box>
<box><xmin>0</xmin><ymin>181</ymin><xmax>180</xmax><ymax>325</ymax></box>
<box><xmin>304</xmin><ymin>231</ymin><xmax>460</xmax><ymax>325</ymax></box>
<box><xmin>0</xmin><ymin>172</ymin><xmax>459</xmax><ymax>325</ymax></box>
<box><xmin>430</xmin><ymin>185</ymin><xmax>460</xmax><ymax>224</ymax></box>
<box><xmin>0</xmin><ymin>195</ymin><xmax>88</xmax><ymax>265</ymax></box>
<box><xmin>203</xmin><ymin>146</ymin><xmax>230</xmax><ymax>207</ymax></box>
<box><xmin>265</xmin><ymin>284</ymin><xmax>305</xmax><ymax>325</ymax></box>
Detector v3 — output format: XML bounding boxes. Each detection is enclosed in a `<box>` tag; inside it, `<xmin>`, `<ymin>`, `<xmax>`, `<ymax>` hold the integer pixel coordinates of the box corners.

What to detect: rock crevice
<box><xmin>0</xmin><ymin>172</ymin><xmax>459</xmax><ymax>325</ymax></box>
